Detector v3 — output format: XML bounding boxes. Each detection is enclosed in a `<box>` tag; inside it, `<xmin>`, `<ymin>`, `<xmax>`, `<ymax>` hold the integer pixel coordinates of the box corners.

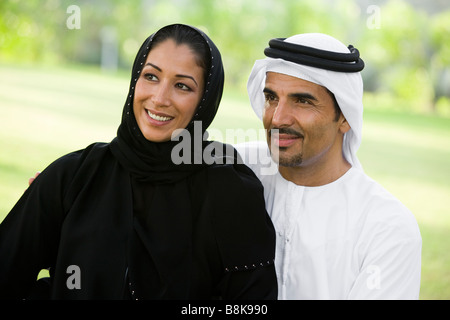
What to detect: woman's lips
<box><xmin>146</xmin><ymin>109</ymin><xmax>174</xmax><ymax>125</ymax></box>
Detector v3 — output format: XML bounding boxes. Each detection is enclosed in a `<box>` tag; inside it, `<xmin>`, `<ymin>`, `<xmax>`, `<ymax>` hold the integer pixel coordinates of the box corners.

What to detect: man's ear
<box><xmin>339</xmin><ymin>114</ymin><xmax>351</xmax><ymax>134</ymax></box>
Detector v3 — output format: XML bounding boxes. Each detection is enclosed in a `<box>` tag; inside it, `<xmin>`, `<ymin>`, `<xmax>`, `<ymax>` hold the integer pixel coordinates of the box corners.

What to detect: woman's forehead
<box><xmin>144</xmin><ymin>40</ymin><xmax>203</xmax><ymax>74</ymax></box>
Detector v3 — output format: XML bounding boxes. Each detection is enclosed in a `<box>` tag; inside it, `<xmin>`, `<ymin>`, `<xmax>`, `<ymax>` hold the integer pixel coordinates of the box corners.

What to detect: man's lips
<box><xmin>269</xmin><ymin>128</ymin><xmax>303</xmax><ymax>148</ymax></box>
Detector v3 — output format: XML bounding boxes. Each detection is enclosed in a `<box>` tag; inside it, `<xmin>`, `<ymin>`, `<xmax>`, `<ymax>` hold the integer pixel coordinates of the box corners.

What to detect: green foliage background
<box><xmin>1</xmin><ymin>0</ymin><xmax>449</xmax><ymax>299</ymax></box>
<box><xmin>1</xmin><ymin>0</ymin><xmax>450</xmax><ymax>115</ymax></box>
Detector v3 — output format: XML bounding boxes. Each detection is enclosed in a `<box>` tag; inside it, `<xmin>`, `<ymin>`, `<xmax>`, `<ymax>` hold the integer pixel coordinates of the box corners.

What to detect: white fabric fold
<box><xmin>247</xmin><ymin>33</ymin><xmax>364</xmax><ymax>169</ymax></box>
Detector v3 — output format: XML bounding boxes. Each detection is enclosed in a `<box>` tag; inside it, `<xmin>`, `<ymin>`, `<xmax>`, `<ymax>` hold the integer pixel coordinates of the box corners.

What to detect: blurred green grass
<box><xmin>1</xmin><ymin>64</ymin><xmax>449</xmax><ymax>299</ymax></box>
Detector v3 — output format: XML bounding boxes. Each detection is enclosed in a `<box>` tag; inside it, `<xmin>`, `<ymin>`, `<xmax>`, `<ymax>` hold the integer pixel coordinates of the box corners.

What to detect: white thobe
<box><xmin>235</xmin><ymin>141</ymin><xmax>422</xmax><ymax>300</ymax></box>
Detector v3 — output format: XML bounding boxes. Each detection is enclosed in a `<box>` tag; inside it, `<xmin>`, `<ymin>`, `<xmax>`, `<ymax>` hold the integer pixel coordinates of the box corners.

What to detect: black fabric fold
<box><xmin>264</xmin><ymin>37</ymin><xmax>365</xmax><ymax>72</ymax></box>
<box><xmin>110</xmin><ymin>24</ymin><xmax>225</xmax><ymax>184</ymax></box>
<box><xmin>0</xmin><ymin>24</ymin><xmax>277</xmax><ymax>300</ymax></box>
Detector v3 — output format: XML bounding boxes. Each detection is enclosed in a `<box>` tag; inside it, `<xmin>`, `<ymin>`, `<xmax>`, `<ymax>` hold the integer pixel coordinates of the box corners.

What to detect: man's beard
<box><xmin>267</xmin><ymin>127</ymin><xmax>304</xmax><ymax>167</ymax></box>
<box><xmin>276</xmin><ymin>149</ymin><xmax>303</xmax><ymax>167</ymax></box>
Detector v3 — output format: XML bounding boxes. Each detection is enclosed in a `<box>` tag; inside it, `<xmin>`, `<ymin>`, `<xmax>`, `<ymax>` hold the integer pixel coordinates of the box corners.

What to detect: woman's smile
<box><xmin>146</xmin><ymin>109</ymin><xmax>174</xmax><ymax>124</ymax></box>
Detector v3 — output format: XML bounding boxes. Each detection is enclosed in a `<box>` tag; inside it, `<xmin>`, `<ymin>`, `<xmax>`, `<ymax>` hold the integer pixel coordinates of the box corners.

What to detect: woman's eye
<box><xmin>176</xmin><ymin>83</ymin><xmax>191</xmax><ymax>91</ymax></box>
<box><xmin>144</xmin><ymin>73</ymin><xmax>158</xmax><ymax>81</ymax></box>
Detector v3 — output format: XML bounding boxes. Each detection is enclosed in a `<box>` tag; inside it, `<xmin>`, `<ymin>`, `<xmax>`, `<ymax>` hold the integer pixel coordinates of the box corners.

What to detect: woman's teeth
<box><xmin>147</xmin><ymin>110</ymin><xmax>173</xmax><ymax>122</ymax></box>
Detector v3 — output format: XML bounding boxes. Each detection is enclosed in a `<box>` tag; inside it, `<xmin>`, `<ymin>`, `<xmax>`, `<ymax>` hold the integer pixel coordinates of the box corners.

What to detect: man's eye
<box><xmin>265</xmin><ymin>94</ymin><xmax>277</xmax><ymax>101</ymax></box>
<box><xmin>297</xmin><ymin>98</ymin><xmax>311</xmax><ymax>105</ymax></box>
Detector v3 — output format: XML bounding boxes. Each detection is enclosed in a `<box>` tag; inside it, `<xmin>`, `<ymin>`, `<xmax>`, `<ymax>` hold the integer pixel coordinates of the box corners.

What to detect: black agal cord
<box><xmin>264</xmin><ymin>38</ymin><xmax>365</xmax><ymax>73</ymax></box>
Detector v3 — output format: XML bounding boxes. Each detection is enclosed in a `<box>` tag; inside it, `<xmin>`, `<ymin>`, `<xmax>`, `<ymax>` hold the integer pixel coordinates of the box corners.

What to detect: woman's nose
<box><xmin>151</xmin><ymin>83</ymin><xmax>171</xmax><ymax>107</ymax></box>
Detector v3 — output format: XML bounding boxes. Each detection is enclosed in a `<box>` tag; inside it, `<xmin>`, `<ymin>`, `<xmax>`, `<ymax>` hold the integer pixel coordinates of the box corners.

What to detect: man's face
<box><xmin>262</xmin><ymin>72</ymin><xmax>348</xmax><ymax>170</ymax></box>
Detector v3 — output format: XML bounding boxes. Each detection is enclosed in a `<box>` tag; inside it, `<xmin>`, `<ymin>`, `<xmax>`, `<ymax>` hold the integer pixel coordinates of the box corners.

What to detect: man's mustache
<box><xmin>268</xmin><ymin>127</ymin><xmax>304</xmax><ymax>138</ymax></box>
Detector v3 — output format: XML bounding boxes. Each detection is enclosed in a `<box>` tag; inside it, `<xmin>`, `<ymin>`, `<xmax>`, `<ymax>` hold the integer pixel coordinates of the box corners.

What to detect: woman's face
<box><xmin>133</xmin><ymin>39</ymin><xmax>205</xmax><ymax>142</ymax></box>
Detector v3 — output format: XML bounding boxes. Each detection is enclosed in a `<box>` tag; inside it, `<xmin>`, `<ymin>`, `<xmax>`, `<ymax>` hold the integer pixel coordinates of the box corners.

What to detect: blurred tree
<box><xmin>0</xmin><ymin>0</ymin><xmax>64</xmax><ymax>63</ymax></box>
<box><xmin>358</xmin><ymin>0</ymin><xmax>449</xmax><ymax>114</ymax></box>
<box><xmin>430</xmin><ymin>10</ymin><xmax>450</xmax><ymax>115</ymax></box>
<box><xmin>1</xmin><ymin>0</ymin><xmax>449</xmax><ymax>115</ymax></box>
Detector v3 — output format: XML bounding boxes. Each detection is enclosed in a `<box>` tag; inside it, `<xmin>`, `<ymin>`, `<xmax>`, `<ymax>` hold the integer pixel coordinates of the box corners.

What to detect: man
<box><xmin>236</xmin><ymin>33</ymin><xmax>422</xmax><ymax>299</ymax></box>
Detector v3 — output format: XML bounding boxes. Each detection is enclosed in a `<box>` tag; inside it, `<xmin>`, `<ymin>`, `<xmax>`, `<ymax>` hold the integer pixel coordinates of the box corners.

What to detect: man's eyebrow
<box><xmin>144</xmin><ymin>62</ymin><xmax>198</xmax><ymax>87</ymax></box>
<box><xmin>263</xmin><ymin>87</ymin><xmax>318</xmax><ymax>102</ymax></box>
<box><xmin>263</xmin><ymin>87</ymin><xmax>277</xmax><ymax>96</ymax></box>
<box><xmin>289</xmin><ymin>92</ymin><xmax>318</xmax><ymax>101</ymax></box>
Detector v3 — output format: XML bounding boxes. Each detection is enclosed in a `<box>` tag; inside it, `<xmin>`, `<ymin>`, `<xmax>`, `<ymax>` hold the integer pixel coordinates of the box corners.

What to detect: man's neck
<box><xmin>278</xmin><ymin>156</ymin><xmax>351</xmax><ymax>187</ymax></box>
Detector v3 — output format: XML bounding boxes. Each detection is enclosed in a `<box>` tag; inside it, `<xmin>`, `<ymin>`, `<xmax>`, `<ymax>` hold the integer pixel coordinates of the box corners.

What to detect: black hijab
<box><xmin>110</xmin><ymin>24</ymin><xmax>225</xmax><ymax>184</ymax></box>
<box><xmin>0</xmin><ymin>25</ymin><xmax>277</xmax><ymax>299</ymax></box>
<box><xmin>108</xmin><ymin>25</ymin><xmax>231</xmax><ymax>298</ymax></box>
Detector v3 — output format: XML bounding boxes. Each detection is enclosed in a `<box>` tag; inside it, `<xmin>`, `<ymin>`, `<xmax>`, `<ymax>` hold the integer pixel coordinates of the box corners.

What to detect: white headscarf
<box><xmin>247</xmin><ymin>33</ymin><xmax>364</xmax><ymax>169</ymax></box>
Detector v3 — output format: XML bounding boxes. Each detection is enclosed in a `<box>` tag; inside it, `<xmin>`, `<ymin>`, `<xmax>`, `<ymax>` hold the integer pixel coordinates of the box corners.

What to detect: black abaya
<box><xmin>0</xmin><ymin>24</ymin><xmax>277</xmax><ymax>299</ymax></box>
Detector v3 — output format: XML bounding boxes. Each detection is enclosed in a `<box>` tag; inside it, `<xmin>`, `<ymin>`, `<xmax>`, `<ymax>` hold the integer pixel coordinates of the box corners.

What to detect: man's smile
<box><xmin>269</xmin><ymin>128</ymin><xmax>303</xmax><ymax>148</ymax></box>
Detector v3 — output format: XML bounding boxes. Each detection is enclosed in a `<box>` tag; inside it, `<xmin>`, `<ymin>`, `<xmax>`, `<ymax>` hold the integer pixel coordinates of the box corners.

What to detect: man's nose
<box><xmin>271</xmin><ymin>99</ymin><xmax>294</xmax><ymax>127</ymax></box>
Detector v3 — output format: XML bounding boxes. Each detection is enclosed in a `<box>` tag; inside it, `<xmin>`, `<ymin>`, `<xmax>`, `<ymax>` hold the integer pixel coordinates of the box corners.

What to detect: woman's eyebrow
<box><xmin>176</xmin><ymin>74</ymin><xmax>198</xmax><ymax>87</ymax></box>
<box><xmin>144</xmin><ymin>62</ymin><xmax>198</xmax><ymax>87</ymax></box>
<box><xmin>145</xmin><ymin>62</ymin><xmax>161</xmax><ymax>72</ymax></box>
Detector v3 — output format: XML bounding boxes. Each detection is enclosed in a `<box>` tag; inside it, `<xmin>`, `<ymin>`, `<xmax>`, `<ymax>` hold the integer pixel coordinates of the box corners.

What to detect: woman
<box><xmin>0</xmin><ymin>24</ymin><xmax>277</xmax><ymax>299</ymax></box>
